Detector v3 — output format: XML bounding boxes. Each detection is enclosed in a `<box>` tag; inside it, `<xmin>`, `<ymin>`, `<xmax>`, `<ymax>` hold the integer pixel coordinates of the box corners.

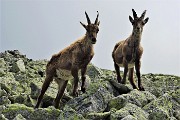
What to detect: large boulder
<box><xmin>65</xmin><ymin>83</ymin><xmax>114</xmax><ymax>116</ymax></box>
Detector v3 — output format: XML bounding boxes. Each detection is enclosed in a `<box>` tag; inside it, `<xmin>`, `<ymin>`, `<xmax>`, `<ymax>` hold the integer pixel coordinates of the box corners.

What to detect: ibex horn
<box><xmin>132</xmin><ymin>9</ymin><xmax>137</xmax><ymax>19</ymax></box>
<box><xmin>140</xmin><ymin>10</ymin><xmax>147</xmax><ymax>20</ymax></box>
<box><xmin>85</xmin><ymin>11</ymin><xmax>91</xmax><ymax>24</ymax></box>
<box><xmin>95</xmin><ymin>11</ymin><xmax>99</xmax><ymax>25</ymax></box>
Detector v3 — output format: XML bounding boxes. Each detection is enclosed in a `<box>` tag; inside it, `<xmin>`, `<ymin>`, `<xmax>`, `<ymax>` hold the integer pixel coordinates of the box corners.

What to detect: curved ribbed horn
<box><xmin>85</xmin><ymin>11</ymin><xmax>91</xmax><ymax>24</ymax></box>
<box><xmin>132</xmin><ymin>9</ymin><xmax>137</xmax><ymax>19</ymax></box>
<box><xmin>140</xmin><ymin>10</ymin><xmax>147</xmax><ymax>20</ymax></box>
<box><xmin>94</xmin><ymin>11</ymin><xmax>99</xmax><ymax>25</ymax></box>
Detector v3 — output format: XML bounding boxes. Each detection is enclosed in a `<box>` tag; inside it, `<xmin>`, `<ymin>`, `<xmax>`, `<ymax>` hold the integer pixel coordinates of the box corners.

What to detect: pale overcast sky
<box><xmin>1</xmin><ymin>0</ymin><xmax>180</xmax><ymax>76</ymax></box>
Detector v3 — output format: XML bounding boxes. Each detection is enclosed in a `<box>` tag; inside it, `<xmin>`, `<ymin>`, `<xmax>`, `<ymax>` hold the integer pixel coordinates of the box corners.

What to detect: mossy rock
<box><xmin>122</xmin><ymin>90</ymin><xmax>156</xmax><ymax>107</ymax></box>
<box><xmin>142</xmin><ymin>74</ymin><xmax>180</xmax><ymax>97</ymax></box>
<box><xmin>10</xmin><ymin>94</ymin><xmax>35</xmax><ymax>107</ymax></box>
<box><xmin>143</xmin><ymin>93</ymin><xmax>174</xmax><ymax>120</ymax></box>
<box><xmin>108</xmin><ymin>95</ymin><xmax>127</xmax><ymax>110</ymax></box>
<box><xmin>58</xmin><ymin>106</ymin><xmax>85</xmax><ymax>120</ymax></box>
<box><xmin>0</xmin><ymin>96</ymin><xmax>11</xmax><ymax>105</ymax></box>
<box><xmin>110</xmin><ymin>103</ymin><xmax>149</xmax><ymax>120</ymax></box>
<box><xmin>13</xmin><ymin>114</ymin><xmax>26</xmax><ymax>120</ymax></box>
<box><xmin>1</xmin><ymin>104</ymin><xmax>61</xmax><ymax>120</ymax></box>
<box><xmin>65</xmin><ymin>85</ymin><xmax>113</xmax><ymax>116</ymax></box>
<box><xmin>121</xmin><ymin>115</ymin><xmax>138</xmax><ymax>120</ymax></box>
<box><xmin>30</xmin><ymin>106</ymin><xmax>61</xmax><ymax>120</ymax></box>
<box><xmin>87</xmin><ymin>63</ymin><xmax>103</xmax><ymax>79</ymax></box>
<box><xmin>0</xmin><ymin>114</ymin><xmax>8</xmax><ymax>120</ymax></box>
<box><xmin>86</xmin><ymin>111</ymin><xmax>110</xmax><ymax>120</ymax></box>
<box><xmin>2</xmin><ymin>103</ymin><xmax>34</xmax><ymax>120</ymax></box>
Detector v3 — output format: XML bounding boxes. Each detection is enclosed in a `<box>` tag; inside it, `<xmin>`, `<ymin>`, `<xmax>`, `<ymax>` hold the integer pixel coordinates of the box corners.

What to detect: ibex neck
<box><xmin>83</xmin><ymin>34</ymin><xmax>94</xmax><ymax>47</ymax></box>
<box><xmin>127</xmin><ymin>33</ymin><xmax>142</xmax><ymax>48</ymax></box>
<box><xmin>131</xmin><ymin>32</ymin><xmax>142</xmax><ymax>45</ymax></box>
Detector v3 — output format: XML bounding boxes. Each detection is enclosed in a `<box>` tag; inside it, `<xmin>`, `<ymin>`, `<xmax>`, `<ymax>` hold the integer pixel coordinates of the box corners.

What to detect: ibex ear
<box><xmin>129</xmin><ymin>16</ymin><xmax>134</xmax><ymax>24</ymax></box>
<box><xmin>143</xmin><ymin>17</ymin><xmax>149</xmax><ymax>25</ymax></box>
<box><xmin>97</xmin><ymin>21</ymin><xmax>100</xmax><ymax>26</ymax></box>
<box><xmin>80</xmin><ymin>22</ymin><xmax>87</xmax><ymax>29</ymax></box>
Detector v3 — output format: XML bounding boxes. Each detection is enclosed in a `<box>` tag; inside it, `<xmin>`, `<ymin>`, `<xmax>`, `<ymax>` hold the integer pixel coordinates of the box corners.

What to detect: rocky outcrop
<box><xmin>0</xmin><ymin>50</ymin><xmax>179</xmax><ymax>120</ymax></box>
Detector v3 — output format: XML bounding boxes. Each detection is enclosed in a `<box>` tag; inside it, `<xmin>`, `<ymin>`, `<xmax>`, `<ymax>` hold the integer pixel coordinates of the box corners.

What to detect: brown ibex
<box><xmin>112</xmin><ymin>9</ymin><xmax>149</xmax><ymax>91</ymax></box>
<box><xmin>35</xmin><ymin>11</ymin><xmax>100</xmax><ymax>108</ymax></box>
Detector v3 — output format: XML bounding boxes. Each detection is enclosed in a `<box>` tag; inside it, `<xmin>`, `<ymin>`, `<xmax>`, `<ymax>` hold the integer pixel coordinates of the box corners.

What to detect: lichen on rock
<box><xmin>0</xmin><ymin>50</ymin><xmax>179</xmax><ymax>120</ymax></box>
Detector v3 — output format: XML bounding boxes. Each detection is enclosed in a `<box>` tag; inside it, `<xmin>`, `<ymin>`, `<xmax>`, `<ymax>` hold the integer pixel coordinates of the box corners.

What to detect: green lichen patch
<box><xmin>86</xmin><ymin>111</ymin><xmax>111</xmax><ymax>120</ymax></box>
<box><xmin>110</xmin><ymin>103</ymin><xmax>149</xmax><ymax>120</ymax></box>
<box><xmin>143</xmin><ymin>93</ymin><xmax>174</xmax><ymax>120</ymax></box>
<box><xmin>2</xmin><ymin>103</ymin><xmax>34</xmax><ymax>120</ymax></box>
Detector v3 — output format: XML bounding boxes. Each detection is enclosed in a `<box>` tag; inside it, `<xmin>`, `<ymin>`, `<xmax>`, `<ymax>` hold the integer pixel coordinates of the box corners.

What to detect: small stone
<box><xmin>0</xmin><ymin>114</ymin><xmax>8</xmax><ymax>120</ymax></box>
<box><xmin>13</xmin><ymin>114</ymin><xmax>26</xmax><ymax>120</ymax></box>
<box><xmin>11</xmin><ymin>59</ymin><xmax>25</xmax><ymax>73</ymax></box>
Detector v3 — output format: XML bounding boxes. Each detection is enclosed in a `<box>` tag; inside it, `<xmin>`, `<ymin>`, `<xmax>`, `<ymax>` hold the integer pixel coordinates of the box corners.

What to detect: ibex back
<box><xmin>35</xmin><ymin>11</ymin><xmax>100</xmax><ymax>108</ymax></box>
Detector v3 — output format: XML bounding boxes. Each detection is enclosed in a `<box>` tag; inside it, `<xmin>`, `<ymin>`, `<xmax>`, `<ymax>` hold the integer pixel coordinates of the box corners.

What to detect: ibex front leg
<box><xmin>122</xmin><ymin>58</ymin><xmax>128</xmax><ymax>84</ymax></box>
<box><xmin>81</xmin><ymin>66</ymin><xmax>87</xmax><ymax>93</ymax></box>
<box><xmin>71</xmin><ymin>66</ymin><xmax>79</xmax><ymax>97</ymax></box>
<box><xmin>135</xmin><ymin>60</ymin><xmax>144</xmax><ymax>91</ymax></box>
<box><xmin>128</xmin><ymin>67</ymin><xmax>138</xmax><ymax>89</ymax></box>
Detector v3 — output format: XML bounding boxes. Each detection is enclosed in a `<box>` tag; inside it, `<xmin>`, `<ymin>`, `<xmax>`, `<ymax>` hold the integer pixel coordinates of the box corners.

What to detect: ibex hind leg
<box><xmin>114</xmin><ymin>62</ymin><xmax>122</xmax><ymax>83</ymax></box>
<box><xmin>54</xmin><ymin>79</ymin><xmax>68</xmax><ymax>108</ymax></box>
<box><xmin>35</xmin><ymin>74</ymin><xmax>53</xmax><ymax>108</ymax></box>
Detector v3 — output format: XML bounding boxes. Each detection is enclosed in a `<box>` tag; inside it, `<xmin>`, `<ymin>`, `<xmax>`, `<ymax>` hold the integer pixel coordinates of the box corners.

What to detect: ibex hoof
<box><xmin>117</xmin><ymin>80</ymin><xmax>121</xmax><ymax>83</ymax></box>
<box><xmin>81</xmin><ymin>87</ymin><xmax>86</xmax><ymax>93</ymax></box>
<box><xmin>139</xmin><ymin>86</ymin><xmax>145</xmax><ymax>91</ymax></box>
<box><xmin>34</xmin><ymin>104</ymin><xmax>39</xmax><ymax>109</ymax></box>
<box><xmin>71</xmin><ymin>91</ymin><xmax>78</xmax><ymax>97</ymax></box>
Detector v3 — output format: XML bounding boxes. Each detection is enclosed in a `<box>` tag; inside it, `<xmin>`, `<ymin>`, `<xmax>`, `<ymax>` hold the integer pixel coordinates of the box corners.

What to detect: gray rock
<box><xmin>87</xmin><ymin>63</ymin><xmax>103</xmax><ymax>79</ymax></box>
<box><xmin>0</xmin><ymin>96</ymin><xmax>11</xmax><ymax>105</ymax></box>
<box><xmin>143</xmin><ymin>93</ymin><xmax>174</xmax><ymax>120</ymax></box>
<box><xmin>65</xmin><ymin>86</ymin><xmax>113</xmax><ymax>116</ymax></box>
<box><xmin>121</xmin><ymin>115</ymin><xmax>138</xmax><ymax>120</ymax></box>
<box><xmin>1</xmin><ymin>103</ymin><xmax>61</xmax><ymax>120</ymax></box>
<box><xmin>0</xmin><ymin>58</ymin><xmax>6</xmax><ymax>68</ymax></box>
<box><xmin>58</xmin><ymin>106</ymin><xmax>85</xmax><ymax>120</ymax></box>
<box><xmin>13</xmin><ymin>114</ymin><xmax>26</xmax><ymax>120</ymax></box>
<box><xmin>122</xmin><ymin>90</ymin><xmax>156</xmax><ymax>107</ymax></box>
<box><xmin>110</xmin><ymin>103</ymin><xmax>149</xmax><ymax>120</ymax></box>
<box><xmin>0</xmin><ymin>114</ymin><xmax>8</xmax><ymax>120</ymax></box>
<box><xmin>0</xmin><ymin>58</ymin><xmax>6</xmax><ymax>77</ymax></box>
<box><xmin>86</xmin><ymin>111</ymin><xmax>110</xmax><ymax>120</ymax></box>
<box><xmin>108</xmin><ymin>95</ymin><xmax>127</xmax><ymax>110</ymax></box>
<box><xmin>11</xmin><ymin>59</ymin><xmax>26</xmax><ymax>73</ymax></box>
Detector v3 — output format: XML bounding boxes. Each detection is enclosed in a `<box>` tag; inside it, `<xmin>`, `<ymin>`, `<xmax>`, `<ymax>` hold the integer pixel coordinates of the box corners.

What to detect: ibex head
<box><xmin>129</xmin><ymin>9</ymin><xmax>149</xmax><ymax>34</ymax></box>
<box><xmin>80</xmin><ymin>11</ymin><xmax>100</xmax><ymax>44</ymax></box>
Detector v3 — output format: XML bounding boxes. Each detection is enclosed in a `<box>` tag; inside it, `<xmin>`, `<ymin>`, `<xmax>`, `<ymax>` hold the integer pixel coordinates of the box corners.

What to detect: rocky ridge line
<box><xmin>0</xmin><ymin>50</ymin><xmax>179</xmax><ymax>120</ymax></box>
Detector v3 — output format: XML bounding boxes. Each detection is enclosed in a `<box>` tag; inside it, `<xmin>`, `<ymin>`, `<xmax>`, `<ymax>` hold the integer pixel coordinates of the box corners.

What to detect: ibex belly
<box><xmin>117</xmin><ymin>63</ymin><xmax>135</xmax><ymax>68</ymax></box>
<box><xmin>56</xmin><ymin>69</ymin><xmax>73</xmax><ymax>81</ymax></box>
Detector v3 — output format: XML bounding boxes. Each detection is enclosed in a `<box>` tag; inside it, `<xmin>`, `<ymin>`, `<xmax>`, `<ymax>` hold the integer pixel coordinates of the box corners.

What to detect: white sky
<box><xmin>1</xmin><ymin>0</ymin><xmax>180</xmax><ymax>76</ymax></box>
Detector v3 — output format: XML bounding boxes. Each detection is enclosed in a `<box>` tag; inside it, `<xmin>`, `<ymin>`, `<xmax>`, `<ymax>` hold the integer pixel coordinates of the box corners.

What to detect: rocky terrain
<box><xmin>0</xmin><ymin>50</ymin><xmax>179</xmax><ymax>120</ymax></box>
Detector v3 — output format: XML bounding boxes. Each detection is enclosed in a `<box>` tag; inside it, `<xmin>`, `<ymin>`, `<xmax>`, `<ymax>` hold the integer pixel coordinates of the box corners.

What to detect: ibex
<box><xmin>112</xmin><ymin>9</ymin><xmax>149</xmax><ymax>91</ymax></box>
<box><xmin>35</xmin><ymin>11</ymin><xmax>100</xmax><ymax>108</ymax></box>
